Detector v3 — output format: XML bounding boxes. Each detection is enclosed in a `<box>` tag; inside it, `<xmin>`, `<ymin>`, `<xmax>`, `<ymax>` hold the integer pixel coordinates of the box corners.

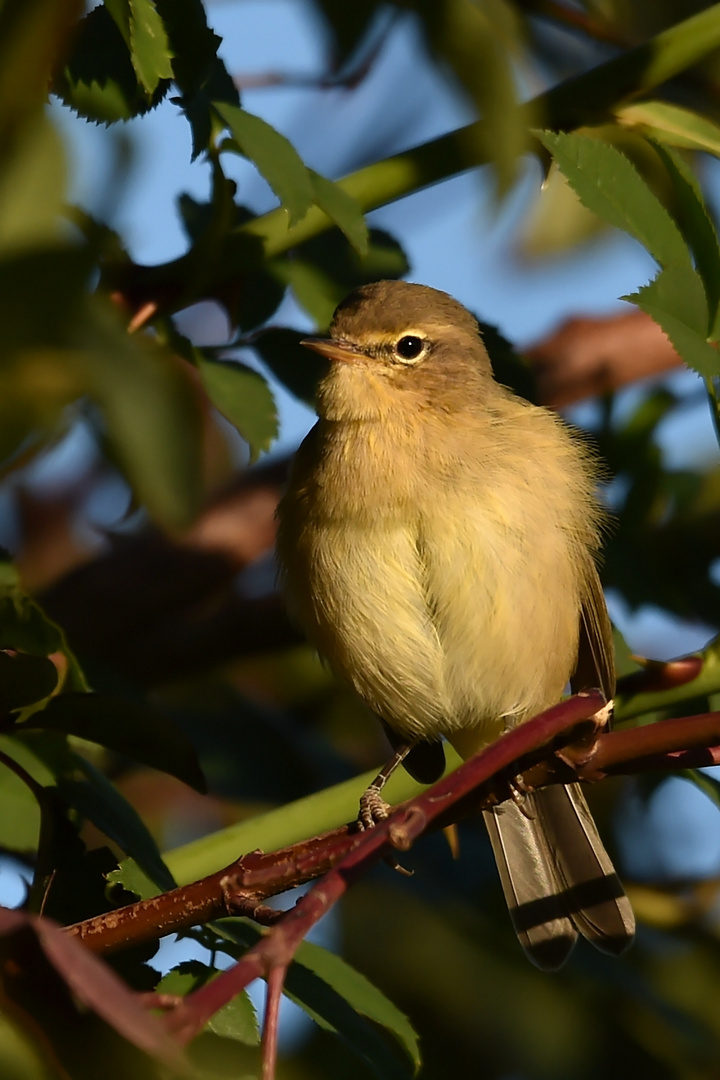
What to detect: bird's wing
<box><xmin>571</xmin><ymin>563</ymin><xmax>615</xmax><ymax>699</ymax></box>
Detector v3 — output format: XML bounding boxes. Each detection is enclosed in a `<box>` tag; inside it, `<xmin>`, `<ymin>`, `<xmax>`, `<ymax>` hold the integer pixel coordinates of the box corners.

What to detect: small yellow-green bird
<box><xmin>275</xmin><ymin>280</ymin><xmax>634</xmax><ymax>969</ymax></box>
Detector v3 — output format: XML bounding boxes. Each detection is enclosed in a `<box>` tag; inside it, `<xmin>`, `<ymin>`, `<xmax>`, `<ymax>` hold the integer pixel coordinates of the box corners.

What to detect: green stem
<box><xmin>238</xmin><ymin>3</ymin><xmax>720</xmax><ymax>260</ymax></box>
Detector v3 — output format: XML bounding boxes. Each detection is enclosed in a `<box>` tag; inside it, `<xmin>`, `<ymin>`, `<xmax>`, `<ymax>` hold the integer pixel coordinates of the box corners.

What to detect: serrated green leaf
<box><xmin>53</xmin><ymin>3</ymin><xmax>167</xmax><ymax>124</ymax></box>
<box><xmin>197</xmin><ymin>355</ymin><xmax>277</xmax><ymax>462</ymax></box>
<box><xmin>79</xmin><ymin>299</ymin><xmax>203</xmax><ymax>529</ymax></box>
<box><xmin>128</xmin><ymin>0</ymin><xmax>173</xmax><ymax>93</ymax></box>
<box><xmin>216</xmin><ymin>103</ymin><xmax>313</xmax><ymax>226</ymax></box>
<box><xmin>309</xmin><ymin>171</ymin><xmax>368</xmax><ymax>255</ymax></box>
<box><xmin>650</xmin><ymin>140</ymin><xmax>720</xmax><ymax>330</ymax></box>
<box><xmin>624</xmin><ymin>266</ymin><xmax>720</xmax><ymax>377</ymax></box>
<box><xmin>157</xmin><ymin>961</ymin><xmax>260</xmax><ymax>1045</ymax></box>
<box><xmin>24</xmin><ymin>693</ymin><xmax>205</xmax><ymax>792</ymax></box>
<box><xmin>618</xmin><ymin>101</ymin><xmax>720</xmax><ymax>157</ymax></box>
<box><xmin>537</xmin><ymin>130</ymin><xmax>692</xmax><ymax>271</ymax></box>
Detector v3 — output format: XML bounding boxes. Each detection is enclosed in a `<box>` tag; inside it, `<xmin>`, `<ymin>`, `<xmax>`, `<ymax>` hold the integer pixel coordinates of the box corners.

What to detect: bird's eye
<box><xmin>394</xmin><ymin>335</ymin><xmax>425</xmax><ymax>363</ymax></box>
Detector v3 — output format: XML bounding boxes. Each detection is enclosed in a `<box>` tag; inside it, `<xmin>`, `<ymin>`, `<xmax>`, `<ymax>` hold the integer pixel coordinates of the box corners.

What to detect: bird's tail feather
<box><xmin>483</xmin><ymin>783</ymin><xmax>635</xmax><ymax>970</ymax></box>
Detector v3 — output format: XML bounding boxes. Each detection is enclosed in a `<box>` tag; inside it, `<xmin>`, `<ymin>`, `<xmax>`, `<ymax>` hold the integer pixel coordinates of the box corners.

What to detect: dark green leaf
<box><xmin>0</xmin><ymin>555</ymin><xmax>85</xmax><ymax>691</ymax></box>
<box><xmin>651</xmin><ymin>140</ymin><xmax>720</xmax><ymax>331</ymax></box>
<box><xmin>537</xmin><ymin>130</ymin><xmax>692</xmax><ymax>271</ymax></box>
<box><xmin>0</xmin><ymin>652</ymin><xmax>58</xmax><ymax>711</ymax></box>
<box><xmin>196</xmin><ymin>355</ymin><xmax>278</xmax><ymax>462</ymax></box>
<box><xmin>213</xmin><ymin>920</ymin><xmax>420</xmax><ymax>1079</ymax></box>
<box><xmin>79</xmin><ymin>299</ymin><xmax>204</xmax><ymax>529</ymax></box>
<box><xmin>216</xmin><ymin>103</ymin><xmax>314</xmax><ymax>226</ymax></box>
<box><xmin>58</xmin><ymin>756</ymin><xmax>175</xmax><ymax>893</ymax></box>
<box><xmin>25</xmin><ymin>693</ymin><xmax>205</xmax><ymax>792</ymax></box>
<box><xmin>54</xmin><ymin>3</ymin><xmax>168</xmax><ymax>124</ymax></box>
<box><xmin>309</xmin><ymin>171</ymin><xmax>368</xmax><ymax>255</ymax></box>
<box><xmin>250</xmin><ymin>328</ymin><xmax>326</xmax><ymax>406</ymax></box>
<box><xmin>623</xmin><ymin>266</ymin><xmax>720</xmax><ymax>378</ymax></box>
<box><xmin>157</xmin><ymin>961</ymin><xmax>260</xmax><ymax>1045</ymax></box>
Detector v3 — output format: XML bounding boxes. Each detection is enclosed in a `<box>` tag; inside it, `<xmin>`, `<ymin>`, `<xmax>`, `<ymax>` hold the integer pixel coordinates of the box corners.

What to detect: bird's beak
<box><xmin>300</xmin><ymin>337</ymin><xmax>364</xmax><ymax>364</ymax></box>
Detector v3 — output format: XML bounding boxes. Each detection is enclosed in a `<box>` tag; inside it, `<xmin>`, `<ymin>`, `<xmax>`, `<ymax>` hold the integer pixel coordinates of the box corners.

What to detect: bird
<box><xmin>275</xmin><ymin>279</ymin><xmax>635</xmax><ymax>969</ymax></box>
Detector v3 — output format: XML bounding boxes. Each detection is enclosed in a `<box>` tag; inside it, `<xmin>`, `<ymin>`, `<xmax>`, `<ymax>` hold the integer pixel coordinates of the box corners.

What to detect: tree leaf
<box><xmin>623</xmin><ymin>266</ymin><xmax>720</xmax><ymax>378</ymax></box>
<box><xmin>53</xmin><ymin>3</ymin><xmax>167</xmax><ymax>124</ymax></box>
<box><xmin>0</xmin><ymin>652</ymin><xmax>58</xmax><ymax>711</ymax></box>
<box><xmin>213</xmin><ymin>920</ymin><xmax>420</xmax><ymax>1079</ymax></box>
<box><xmin>128</xmin><ymin>0</ymin><xmax>174</xmax><ymax>93</ymax></box>
<box><xmin>0</xmin><ymin>907</ymin><xmax>189</xmax><ymax>1072</ymax></box>
<box><xmin>309</xmin><ymin>171</ymin><xmax>368</xmax><ymax>255</ymax></box>
<box><xmin>79</xmin><ymin>299</ymin><xmax>204</xmax><ymax>529</ymax></box>
<box><xmin>250</xmin><ymin>327</ymin><xmax>326</xmax><ymax>406</ymax></box>
<box><xmin>0</xmin><ymin>554</ymin><xmax>87</xmax><ymax>691</ymax></box>
<box><xmin>618</xmin><ymin>101</ymin><xmax>720</xmax><ymax>157</ymax></box>
<box><xmin>216</xmin><ymin>103</ymin><xmax>314</xmax><ymax>226</ymax></box>
<box><xmin>57</xmin><ymin>755</ymin><xmax>176</xmax><ymax>893</ymax></box>
<box><xmin>650</xmin><ymin>140</ymin><xmax>720</xmax><ymax>338</ymax></box>
<box><xmin>196</xmin><ymin>354</ymin><xmax>278</xmax><ymax>462</ymax></box>
<box><xmin>157</xmin><ymin>961</ymin><xmax>260</xmax><ymax>1045</ymax></box>
<box><xmin>25</xmin><ymin>693</ymin><xmax>206</xmax><ymax>792</ymax></box>
<box><xmin>537</xmin><ymin>130</ymin><xmax>692</xmax><ymax>271</ymax></box>
<box><xmin>0</xmin><ymin>112</ymin><xmax>67</xmax><ymax>257</ymax></box>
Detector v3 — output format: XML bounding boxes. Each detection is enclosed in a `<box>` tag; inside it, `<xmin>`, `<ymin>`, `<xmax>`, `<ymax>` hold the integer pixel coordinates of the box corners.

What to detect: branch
<box><xmin>104</xmin><ymin>5</ymin><xmax>720</xmax><ymax>314</ymax></box>
<box><xmin>67</xmin><ymin>691</ymin><xmax>720</xmax><ymax>961</ymax></box>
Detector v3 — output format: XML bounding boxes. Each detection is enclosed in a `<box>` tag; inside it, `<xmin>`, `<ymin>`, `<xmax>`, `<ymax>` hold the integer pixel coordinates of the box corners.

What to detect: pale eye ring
<box><xmin>394</xmin><ymin>335</ymin><xmax>425</xmax><ymax>363</ymax></box>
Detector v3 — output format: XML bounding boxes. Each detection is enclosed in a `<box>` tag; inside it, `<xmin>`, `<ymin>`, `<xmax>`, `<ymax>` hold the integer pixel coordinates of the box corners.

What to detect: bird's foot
<box><xmin>358</xmin><ymin>785</ymin><xmax>391</xmax><ymax>830</ymax></box>
<box><xmin>509</xmin><ymin>774</ymin><xmax>536</xmax><ymax>819</ymax></box>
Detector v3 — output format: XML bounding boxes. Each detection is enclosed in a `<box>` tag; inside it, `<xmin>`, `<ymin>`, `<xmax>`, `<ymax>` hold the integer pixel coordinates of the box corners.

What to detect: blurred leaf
<box><xmin>309</xmin><ymin>171</ymin><xmax>368</xmax><ymax>255</ymax></box>
<box><xmin>418</xmin><ymin>0</ymin><xmax>524</xmax><ymax>191</ymax></box>
<box><xmin>54</xmin><ymin>3</ymin><xmax>167</xmax><ymax>124</ymax></box>
<box><xmin>651</xmin><ymin>140</ymin><xmax>720</xmax><ymax>327</ymax></box>
<box><xmin>0</xmin><ymin>653</ymin><xmax>58</xmax><ymax>711</ymax></box>
<box><xmin>250</xmin><ymin>328</ymin><xmax>326</xmax><ymax>406</ymax></box>
<box><xmin>157</xmin><ymin>960</ymin><xmax>260</xmax><ymax>1044</ymax></box>
<box><xmin>623</xmin><ymin>266</ymin><xmax>720</xmax><ymax>377</ymax></box>
<box><xmin>0</xmin><ymin>113</ymin><xmax>67</xmax><ymax>257</ymax></box>
<box><xmin>196</xmin><ymin>354</ymin><xmax>278</xmax><ymax>462</ymax></box>
<box><xmin>216</xmin><ymin>103</ymin><xmax>314</xmax><ymax>225</ymax></box>
<box><xmin>57</xmin><ymin>756</ymin><xmax>176</xmax><ymax>893</ymax></box>
<box><xmin>537</xmin><ymin>130</ymin><xmax>693</xmax><ymax>271</ymax></box>
<box><xmin>79</xmin><ymin>299</ymin><xmax>204</xmax><ymax>529</ymax></box>
<box><xmin>520</xmin><ymin>163</ymin><xmax>607</xmax><ymax>256</ymax></box>
<box><xmin>25</xmin><ymin>693</ymin><xmax>206</xmax><ymax>792</ymax></box>
<box><xmin>0</xmin><ymin>907</ymin><xmax>189</xmax><ymax>1072</ymax></box>
<box><xmin>618</xmin><ymin>101</ymin><xmax>720</xmax><ymax>156</ymax></box>
<box><xmin>104</xmin><ymin>0</ymin><xmax>174</xmax><ymax>94</ymax></box>
<box><xmin>0</xmin><ymin>0</ymin><xmax>83</xmax><ymax>163</ymax></box>
<box><xmin>273</xmin><ymin>226</ymin><xmax>408</xmax><ymax>326</ymax></box>
<box><xmin>313</xmin><ymin>1</ymin><xmax>385</xmax><ymax>67</ymax></box>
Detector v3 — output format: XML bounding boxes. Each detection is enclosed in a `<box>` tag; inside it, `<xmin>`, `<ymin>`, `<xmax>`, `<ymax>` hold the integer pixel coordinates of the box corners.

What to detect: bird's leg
<box><xmin>358</xmin><ymin>741</ymin><xmax>415</xmax><ymax>830</ymax></box>
<box><xmin>508</xmin><ymin>774</ymin><xmax>537</xmax><ymax>819</ymax></box>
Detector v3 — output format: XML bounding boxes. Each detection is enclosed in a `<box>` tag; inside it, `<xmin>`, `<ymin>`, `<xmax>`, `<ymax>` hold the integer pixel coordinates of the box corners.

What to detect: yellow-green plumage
<box><xmin>276</xmin><ymin>280</ymin><xmax>634</xmax><ymax>969</ymax></box>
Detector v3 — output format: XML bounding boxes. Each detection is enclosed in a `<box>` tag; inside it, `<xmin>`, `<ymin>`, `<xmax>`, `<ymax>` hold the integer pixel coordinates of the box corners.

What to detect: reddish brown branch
<box><xmin>67</xmin><ymin>696</ymin><xmax>720</xmax><ymax>968</ymax></box>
